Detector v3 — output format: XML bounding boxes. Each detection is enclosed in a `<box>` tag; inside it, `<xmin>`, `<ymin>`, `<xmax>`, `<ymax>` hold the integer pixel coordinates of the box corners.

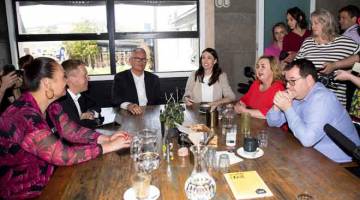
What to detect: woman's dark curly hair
<box><xmin>195</xmin><ymin>48</ymin><xmax>222</xmax><ymax>86</ymax></box>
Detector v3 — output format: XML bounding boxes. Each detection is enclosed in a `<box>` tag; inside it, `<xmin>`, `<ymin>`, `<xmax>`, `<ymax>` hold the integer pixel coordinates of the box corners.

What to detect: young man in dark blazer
<box><xmin>58</xmin><ymin>59</ymin><xmax>103</xmax><ymax>129</ymax></box>
<box><xmin>112</xmin><ymin>48</ymin><xmax>161</xmax><ymax>115</ymax></box>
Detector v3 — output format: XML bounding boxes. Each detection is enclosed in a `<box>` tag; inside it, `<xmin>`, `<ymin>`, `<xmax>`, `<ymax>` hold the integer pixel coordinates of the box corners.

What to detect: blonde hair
<box><xmin>311</xmin><ymin>9</ymin><xmax>339</xmax><ymax>41</ymax></box>
<box><xmin>255</xmin><ymin>56</ymin><xmax>283</xmax><ymax>83</ymax></box>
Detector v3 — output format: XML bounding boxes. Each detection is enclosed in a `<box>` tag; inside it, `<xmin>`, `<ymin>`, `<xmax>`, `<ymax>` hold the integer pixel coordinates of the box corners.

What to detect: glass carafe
<box><xmin>184</xmin><ymin>145</ymin><xmax>216</xmax><ymax>200</ymax></box>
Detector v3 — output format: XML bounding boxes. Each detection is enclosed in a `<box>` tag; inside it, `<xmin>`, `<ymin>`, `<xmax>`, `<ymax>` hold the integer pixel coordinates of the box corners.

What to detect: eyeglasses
<box><xmin>132</xmin><ymin>57</ymin><xmax>148</xmax><ymax>63</ymax></box>
<box><xmin>285</xmin><ymin>77</ymin><xmax>303</xmax><ymax>86</ymax></box>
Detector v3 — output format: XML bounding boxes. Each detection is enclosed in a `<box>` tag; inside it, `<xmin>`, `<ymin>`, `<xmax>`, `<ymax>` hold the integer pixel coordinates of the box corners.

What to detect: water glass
<box><xmin>138</xmin><ymin>129</ymin><xmax>158</xmax><ymax>153</ymax></box>
<box><xmin>136</xmin><ymin>152</ymin><xmax>161</xmax><ymax>174</ymax></box>
<box><xmin>257</xmin><ymin>130</ymin><xmax>268</xmax><ymax>148</ymax></box>
<box><xmin>206</xmin><ymin>147</ymin><xmax>217</xmax><ymax>170</ymax></box>
<box><xmin>217</xmin><ymin>105</ymin><xmax>224</xmax><ymax>121</ymax></box>
<box><xmin>132</xmin><ymin>173</ymin><xmax>151</xmax><ymax>200</ymax></box>
<box><xmin>130</xmin><ymin>136</ymin><xmax>141</xmax><ymax>160</ymax></box>
<box><xmin>218</xmin><ymin>153</ymin><xmax>230</xmax><ymax>173</ymax></box>
<box><xmin>240</xmin><ymin>113</ymin><xmax>251</xmax><ymax>135</ymax></box>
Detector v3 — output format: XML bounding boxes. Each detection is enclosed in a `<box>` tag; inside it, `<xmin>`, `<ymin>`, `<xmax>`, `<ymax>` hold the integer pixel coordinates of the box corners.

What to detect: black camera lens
<box><xmin>318</xmin><ymin>72</ymin><xmax>337</xmax><ymax>89</ymax></box>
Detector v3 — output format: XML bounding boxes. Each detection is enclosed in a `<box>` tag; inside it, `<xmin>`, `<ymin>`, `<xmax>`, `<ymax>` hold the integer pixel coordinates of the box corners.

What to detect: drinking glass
<box><xmin>130</xmin><ymin>136</ymin><xmax>141</xmax><ymax>160</ymax></box>
<box><xmin>217</xmin><ymin>105</ymin><xmax>224</xmax><ymax>121</ymax></box>
<box><xmin>218</xmin><ymin>153</ymin><xmax>230</xmax><ymax>173</ymax></box>
<box><xmin>132</xmin><ymin>173</ymin><xmax>151</xmax><ymax>200</ymax></box>
<box><xmin>296</xmin><ymin>193</ymin><xmax>313</xmax><ymax>200</ymax></box>
<box><xmin>138</xmin><ymin>129</ymin><xmax>158</xmax><ymax>153</ymax></box>
<box><xmin>257</xmin><ymin>130</ymin><xmax>268</xmax><ymax>148</ymax></box>
<box><xmin>205</xmin><ymin>147</ymin><xmax>217</xmax><ymax>170</ymax></box>
<box><xmin>222</xmin><ymin>104</ymin><xmax>235</xmax><ymax>129</ymax></box>
<box><xmin>136</xmin><ymin>151</ymin><xmax>161</xmax><ymax>174</ymax></box>
<box><xmin>240</xmin><ymin>113</ymin><xmax>251</xmax><ymax>135</ymax></box>
<box><xmin>136</xmin><ymin>129</ymin><xmax>161</xmax><ymax>173</ymax></box>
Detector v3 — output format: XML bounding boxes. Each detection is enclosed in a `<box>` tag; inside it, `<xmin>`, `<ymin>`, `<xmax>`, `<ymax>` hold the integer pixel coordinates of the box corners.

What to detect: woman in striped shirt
<box><xmin>296</xmin><ymin>9</ymin><xmax>360</xmax><ymax>108</ymax></box>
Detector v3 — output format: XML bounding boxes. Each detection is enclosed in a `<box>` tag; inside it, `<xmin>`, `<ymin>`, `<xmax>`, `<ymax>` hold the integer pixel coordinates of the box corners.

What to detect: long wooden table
<box><xmin>36</xmin><ymin>105</ymin><xmax>360</xmax><ymax>200</ymax></box>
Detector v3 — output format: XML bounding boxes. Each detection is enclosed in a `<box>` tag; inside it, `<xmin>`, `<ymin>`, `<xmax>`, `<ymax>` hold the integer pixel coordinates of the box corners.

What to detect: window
<box><xmin>14</xmin><ymin>0</ymin><xmax>199</xmax><ymax>76</ymax></box>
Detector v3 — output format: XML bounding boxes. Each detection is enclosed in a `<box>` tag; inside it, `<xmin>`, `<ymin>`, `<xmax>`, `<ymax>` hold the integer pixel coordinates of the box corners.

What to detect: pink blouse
<box><xmin>264</xmin><ymin>43</ymin><xmax>281</xmax><ymax>58</ymax></box>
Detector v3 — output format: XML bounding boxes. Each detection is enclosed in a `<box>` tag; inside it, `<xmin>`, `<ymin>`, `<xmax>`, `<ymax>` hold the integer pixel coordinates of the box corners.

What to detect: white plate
<box><xmin>123</xmin><ymin>185</ymin><xmax>160</xmax><ymax>200</ymax></box>
<box><xmin>237</xmin><ymin>147</ymin><xmax>264</xmax><ymax>159</ymax></box>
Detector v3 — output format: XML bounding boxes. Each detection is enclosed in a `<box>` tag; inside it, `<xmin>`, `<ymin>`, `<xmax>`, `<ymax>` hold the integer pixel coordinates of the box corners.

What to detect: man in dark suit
<box><xmin>58</xmin><ymin>59</ymin><xmax>102</xmax><ymax>129</ymax></box>
<box><xmin>112</xmin><ymin>48</ymin><xmax>161</xmax><ymax>115</ymax></box>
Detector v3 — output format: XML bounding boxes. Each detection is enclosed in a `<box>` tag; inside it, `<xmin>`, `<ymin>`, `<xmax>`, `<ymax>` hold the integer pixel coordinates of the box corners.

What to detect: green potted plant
<box><xmin>160</xmin><ymin>93</ymin><xmax>184</xmax><ymax>129</ymax></box>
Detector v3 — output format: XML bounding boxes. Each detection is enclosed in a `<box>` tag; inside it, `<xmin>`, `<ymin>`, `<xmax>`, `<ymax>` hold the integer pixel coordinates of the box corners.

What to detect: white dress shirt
<box><xmin>67</xmin><ymin>89</ymin><xmax>82</xmax><ymax>117</ymax></box>
<box><xmin>120</xmin><ymin>71</ymin><xmax>148</xmax><ymax>109</ymax></box>
<box><xmin>201</xmin><ymin>75</ymin><xmax>214</xmax><ymax>102</ymax></box>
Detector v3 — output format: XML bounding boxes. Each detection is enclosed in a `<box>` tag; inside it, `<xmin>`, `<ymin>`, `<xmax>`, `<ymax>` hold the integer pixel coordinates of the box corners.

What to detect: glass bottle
<box><xmin>184</xmin><ymin>145</ymin><xmax>216</xmax><ymax>200</ymax></box>
<box><xmin>222</xmin><ymin>104</ymin><xmax>235</xmax><ymax>129</ymax></box>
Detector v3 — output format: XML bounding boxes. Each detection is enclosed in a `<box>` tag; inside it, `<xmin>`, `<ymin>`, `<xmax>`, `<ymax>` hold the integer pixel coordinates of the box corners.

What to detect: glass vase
<box><xmin>184</xmin><ymin>145</ymin><xmax>216</xmax><ymax>200</ymax></box>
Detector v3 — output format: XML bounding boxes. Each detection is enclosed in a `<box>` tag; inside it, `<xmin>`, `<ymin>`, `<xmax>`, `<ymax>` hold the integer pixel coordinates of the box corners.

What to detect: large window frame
<box><xmin>7</xmin><ymin>0</ymin><xmax>201</xmax><ymax>79</ymax></box>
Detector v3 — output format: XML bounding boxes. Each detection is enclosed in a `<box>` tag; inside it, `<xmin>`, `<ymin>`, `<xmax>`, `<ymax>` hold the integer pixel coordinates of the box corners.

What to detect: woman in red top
<box><xmin>235</xmin><ymin>56</ymin><xmax>284</xmax><ymax>119</ymax></box>
<box><xmin>282</xmin><ymin>7</ymin><xmax>311</xmax><ymax>63</ymax></box>
<box><xmin>0</xmin><ymin>57</ymin><xmax>132</xmax><ymax>199</ymax></box>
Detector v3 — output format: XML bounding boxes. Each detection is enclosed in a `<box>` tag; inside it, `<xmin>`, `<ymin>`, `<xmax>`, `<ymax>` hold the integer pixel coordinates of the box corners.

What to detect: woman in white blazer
<box><xmin>183</xmin><ymin>48</ymin><xmax>235</xmax><ymax>110</ymax></box>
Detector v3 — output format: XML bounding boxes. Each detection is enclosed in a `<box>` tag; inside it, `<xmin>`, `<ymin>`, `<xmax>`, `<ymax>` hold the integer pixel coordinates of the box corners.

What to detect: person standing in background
<box><xmin>339</xmin><ymin>5</ymin><xmax>360</xmax><ymax>44</ymax></box>
<box><xmin>296</xmin><ymin>9</ymin><xmax>360</xmax><ymax>108</ymax></box>
<box><xmin>264</xmin><ymin>22</ymin><xmax>288</xmax><ymax>59</ymax></box>
<box><xmin>282</xmin><ymin>7</ymin><xmax>311</xmax><ymax>63</ymax></box>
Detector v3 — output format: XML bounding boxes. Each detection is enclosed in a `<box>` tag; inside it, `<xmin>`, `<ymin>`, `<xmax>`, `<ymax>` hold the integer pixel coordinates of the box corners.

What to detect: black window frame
<box><xmin>13</xmin><ymin>0</ymin><xmax>200</xmax><ymax>75</ymax></box>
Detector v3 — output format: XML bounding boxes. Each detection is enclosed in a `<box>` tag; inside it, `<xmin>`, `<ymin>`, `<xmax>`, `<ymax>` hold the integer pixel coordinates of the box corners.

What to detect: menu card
<box><xmin>224</xmin><ymin>171</ymin><xmax>273</xmax><ymax>199</ymax></box>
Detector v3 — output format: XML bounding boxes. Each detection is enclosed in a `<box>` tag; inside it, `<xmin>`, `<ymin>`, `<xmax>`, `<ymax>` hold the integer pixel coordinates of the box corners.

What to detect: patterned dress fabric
<box><xmin>0</xmin><ymin>92</ymin><xmax>102</xmax><ymax>199</ymax></box>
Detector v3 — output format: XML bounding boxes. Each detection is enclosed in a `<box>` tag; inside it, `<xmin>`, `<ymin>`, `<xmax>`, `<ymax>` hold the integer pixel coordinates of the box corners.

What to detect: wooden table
<box><xmin>36</xmin><ymin>105</ymin><xmax>360</xmax><ymax>200</ymax></box>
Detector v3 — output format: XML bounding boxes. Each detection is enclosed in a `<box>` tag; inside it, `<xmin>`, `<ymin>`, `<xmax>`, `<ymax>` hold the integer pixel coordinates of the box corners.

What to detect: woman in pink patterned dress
<box><xmin>0</xmin><ymin>57</ymin><xmax>132</xmax><ymax>199</ymax></box>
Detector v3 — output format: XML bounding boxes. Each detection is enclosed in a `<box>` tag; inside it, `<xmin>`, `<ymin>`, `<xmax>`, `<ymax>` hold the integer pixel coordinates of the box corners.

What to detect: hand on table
<box><xmin>234</xmin><ymin>101</ymin><xmax>246</xmax><ymax>114</ymax></box>
<box><xmin>80</xmin><ymin>111</ymin><xmax>95</xmax><ymax>120</ymax></box>
<box><xmin>97</xmin><ymin>130</ymin><xmax>132</xmax><ymax>144</ymax></box>
<box><xmin>127</xmin><ymin>103</ymin><xmax>143</xmax><ymax>115</ymax></box>
<box><xmin>110</xmin><ymin>131</ymin><xmax>132</xmax><ymax>142</ymax></box>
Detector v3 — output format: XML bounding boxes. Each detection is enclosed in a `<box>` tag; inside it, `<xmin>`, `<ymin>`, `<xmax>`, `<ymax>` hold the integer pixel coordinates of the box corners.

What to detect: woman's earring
<box><xmin>45</xmin><ymin>88</ymin><xmax>55</xmax><ymax>99</ymax></box>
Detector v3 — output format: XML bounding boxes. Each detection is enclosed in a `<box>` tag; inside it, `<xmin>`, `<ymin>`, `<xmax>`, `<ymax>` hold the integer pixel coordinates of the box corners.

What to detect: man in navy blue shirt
<box><xmin>267</xmin><ymin>59</ymin><xmax>359</xmax><ymax>163</ymax></box>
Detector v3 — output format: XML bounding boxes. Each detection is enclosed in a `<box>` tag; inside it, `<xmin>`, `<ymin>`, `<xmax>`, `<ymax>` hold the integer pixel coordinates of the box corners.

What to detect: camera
<box><xmin>2</xmin><ymin>64</ymin><xmax>23</xmax><ymax>77</ymax></box>
<box><xmin>318</xmin><ymin>73</ymin><xmax>336</xmax><ymax>88</ymax></box>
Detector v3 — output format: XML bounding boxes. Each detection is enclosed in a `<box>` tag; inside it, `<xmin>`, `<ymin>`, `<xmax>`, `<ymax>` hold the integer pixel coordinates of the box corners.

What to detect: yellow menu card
<box><xmin>224</xmin><ymin>171</ymin><xmax>273</xmax><ymax>199</ymax></box>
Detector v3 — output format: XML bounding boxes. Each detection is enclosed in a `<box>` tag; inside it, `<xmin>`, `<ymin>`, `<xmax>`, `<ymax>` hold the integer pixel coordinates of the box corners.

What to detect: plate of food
<box><xmin>176</xmin><ymin>123</ymin><xmax>216</xmax><ymax>146</ymax></box>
